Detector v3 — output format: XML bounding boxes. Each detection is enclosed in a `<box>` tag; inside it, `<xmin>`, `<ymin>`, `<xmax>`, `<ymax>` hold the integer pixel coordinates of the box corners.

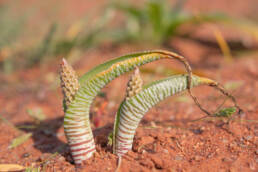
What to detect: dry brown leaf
<box><xmin>0</xmin><ymin>164</ymin><xmax>25</xmax><ymax>171</ymax></box>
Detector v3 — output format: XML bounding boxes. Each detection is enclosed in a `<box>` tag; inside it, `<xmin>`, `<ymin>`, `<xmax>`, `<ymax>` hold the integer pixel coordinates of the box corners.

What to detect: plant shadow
<box><xmin>93</xmin><ymin>124</ymin><xmax>113</xmax><ymax>152</ymax></box>
<box><xmin>15</xmin><ymin>116</ymin><xmax>69</xmax><ymax>154</ymax></box>
<box><xmin>16</xmin><ymin>117</ymin><xmax>114</xmax><ymax>155</ymax></box>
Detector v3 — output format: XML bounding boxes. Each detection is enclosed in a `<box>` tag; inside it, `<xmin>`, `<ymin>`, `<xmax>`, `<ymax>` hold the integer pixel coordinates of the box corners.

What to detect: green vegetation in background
<box><xmin>0</xmin><ymin>5</ymin><xmax>25</xmax><ymax>74</ymax></box>
<box><xmin>53</xmin><ymin>8</ymin><xmax>114</xmax><ymax>56</ymax></box>
<box><xmin>108</xmin><ymin>0</ymin><xmax>228</xmax><ymax>45</ymax></box>
<box><xmin>0</xmin><ymin>7</ymin><xmax>24</xmax><ymax>48</ymax></box>
<box><xmin>108</xmin><ymin>0</ymin><xmax>258</xmax><ymax>62</ymax></box>
<box><xmin>8</xmin><ymin>133</ymin><xmax>32</xmax><ymax>149</ymax></box>
<box><xmin>1</xmin><ymin>0</ymin><xmax>258</xmax><ymax>74</ymax></box>
<box><xmin>0</xmin><ymin>2</ymin><xmax>113</xmax><ymax>73</ymax></box>
<box><xmin>27</xmin><ymin>23</ymin><xmax>58</xmax><ymax>67</ymax></box>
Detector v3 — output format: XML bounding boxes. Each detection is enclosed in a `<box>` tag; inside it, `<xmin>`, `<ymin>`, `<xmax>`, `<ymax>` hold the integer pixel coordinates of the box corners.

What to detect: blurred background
<box><xmin>0</xmin><ymin>0</ymin><xmax>257</xmax><ymax>74</ymax></box>
<box><xmin>0</xmin><ymin>0</ymin><xmax>257</xmax><ymax>169</ymax></box>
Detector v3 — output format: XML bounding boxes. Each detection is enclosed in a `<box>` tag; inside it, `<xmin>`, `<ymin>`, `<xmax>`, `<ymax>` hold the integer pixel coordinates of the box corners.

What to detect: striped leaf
<box><xmin>113</xmin><ymin>74</ymin><xmax>215</xmax><ymax>157</ymax></box>
<box><xmin>63</xmin><ymin>50</ymin><xmax>193</xmax><ymax>164</ymax></box>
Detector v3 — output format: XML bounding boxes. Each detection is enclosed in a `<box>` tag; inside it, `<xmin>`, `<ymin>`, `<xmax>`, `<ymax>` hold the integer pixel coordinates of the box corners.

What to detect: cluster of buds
<box><xmin>125</xmin><ymin>67</ymin><xmax>143</xmax><ymax>100</ymax></box>
<box><xmin>59</xmin><ymin>58</ymin><xmax>80</xmax><ymax>107</ymax></box>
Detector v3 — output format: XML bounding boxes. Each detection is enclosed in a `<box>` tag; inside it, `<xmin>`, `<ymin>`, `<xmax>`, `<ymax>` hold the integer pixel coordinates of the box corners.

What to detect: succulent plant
<box><xmin>59</xmin><ymin>50</ymin><xmax>241</xmax><ymax>164</ymax></box>
<box><xmin>60</xmin><ymin>50</ymin><xmax>193</xmax><ymax>164</ymax></box>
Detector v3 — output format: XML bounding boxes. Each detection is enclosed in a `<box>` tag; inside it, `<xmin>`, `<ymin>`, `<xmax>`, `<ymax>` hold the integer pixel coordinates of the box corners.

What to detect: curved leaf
<box><xmin>113</xmin><ymin>74</ymin><xmax>215</xmax><ymax>156</ymax></box>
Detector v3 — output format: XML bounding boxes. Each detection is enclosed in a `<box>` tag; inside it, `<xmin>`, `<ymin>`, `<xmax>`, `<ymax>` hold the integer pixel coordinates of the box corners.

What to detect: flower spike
<box><xmin>59</xmin><ymin>58</ymin><xmax>80</xmax><ymax>108</ymax></box>
<box><xmin>126</xmin><ymin>68</ymin><xmax>143</xmax><ymax>100</ymax></box>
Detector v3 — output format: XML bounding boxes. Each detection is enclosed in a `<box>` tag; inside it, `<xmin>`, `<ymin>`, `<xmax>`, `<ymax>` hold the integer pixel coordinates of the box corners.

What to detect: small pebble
<box><xmin>170</xmin><ymin>115</ymin><xmax>175</xmax><ymax>120</ymax></box>
<box><xmin>166</xmin><ymin>127</ymin><xmax>171</xmax><ymax>131</ymax></box>
<box><xmin>192</xmin><ymin>128</ymin><xmax>203</xmax><ymax>134</ymax></box>
<box><xmin>194</xmin><ymin>155</ymin><xmax>202</xmax><ymax>161</ymax></box>
<box><xmin>239</xmin><ymin>144</ymin><xmax>247</xmax><ymax>148</ymax></box>
<box><xmin>200</xmin><ymin>126</ymin><xmax>205</xmax><ymax>131</ymax></box>
<box><xmin>22</xmin><ymin>153</ymin><xmax>30</xmax><ymax>158</ymax></box>
<box><xmin>58</xmin><ymin>156</ymin><xmax>65</xmax><ymax>161</ymax></box>
<box><xmin>222</xmin><ymin>157</ymin><xmax>233</xmax><ymax>162</ymax></box>
<box><xmin>222</xmin><ymin>139</ymin><xmax>228</xmax><ymax>143</ymax></box>
<box><xmin>244</xmin><ymin>135</ymin><xmax>253</xmax><ymax>141</ymax></box>
<box><xmin>174</xmin><ymin>155</ymin><xmax>183</xmax><ymax>161</ymax></box>
<box><xmin>249</xmin><ymin>161</ymin><xmax>255</xmax><ymax>170</ymax></box>
<box><xmin>163</xmin><ymin>149</ymin><xmax>169</xmax><ymax>154</ymax></box>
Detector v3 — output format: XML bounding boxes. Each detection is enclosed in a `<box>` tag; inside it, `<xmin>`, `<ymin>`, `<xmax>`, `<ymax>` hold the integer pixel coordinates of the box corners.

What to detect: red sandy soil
<box><xmin>0</xmin><ymin>0</ymin><xmax>258</xmax><ymax>172</ymax></box>
<box><xmin>0</xmin><ymin>43</ymin><xmax>257</xmax><ymax>171</ymax></box>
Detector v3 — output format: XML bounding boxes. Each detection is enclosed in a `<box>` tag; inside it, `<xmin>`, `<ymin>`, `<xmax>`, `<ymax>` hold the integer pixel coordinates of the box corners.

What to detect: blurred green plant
<box><xmin>213</xmin><ymin>28</ymin><xmax>233</xmax><ymax>62</ymax></box>
<box><xmin>109</xmin><ymin>0</ymin><xmax>227</xmax><ymax>45</ymax></box>
<box><xmin>1</xmin><ymin>0</ymin><xmax>258</xmax><ymax>73</ymax></box>
<box><xmin>214</xmin><ymin>107</ymin><xmax>236</xmax><ymax>118</ymax></box>
<box><xmin>0</xmin><ymin>4</ymin><xmax>114</xmax><ymax>73</ymax></box>
<box><xmin>27</xmin><ymin>108</ymin><xmax>46</xmax><ymax>122</ymax></box>
<box><xmin>0</xmin><ymin>5</ymin><xmax>25</xmax><ymax>73</ymax></box>
<box><xmin>8</xmin><ymin>133</ymin><xmax>32</xmax><ymax>149</ymax></box>
<box><xmin>0</xmin><ymin>7</ymin><xmax>24</xmax><ymax>48</ymax></box>
<box><xmin>53</xmin><ymin>9</ymin><xmax>114</xmax><ymax>57</ymax></box>
<box><xmin>26</xmin><ymin>23</ymin><xmax>58</xmax><ymax>67</ymax></box>
<box><xmin>25</xmin><ymin>167</ymin><xmax>41</xmax><ymax>172</ymax></box>
<box><xmin>224</xmin><ymin>81</ymin><xmax>244</xmax><ymax>90</ymax></box>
